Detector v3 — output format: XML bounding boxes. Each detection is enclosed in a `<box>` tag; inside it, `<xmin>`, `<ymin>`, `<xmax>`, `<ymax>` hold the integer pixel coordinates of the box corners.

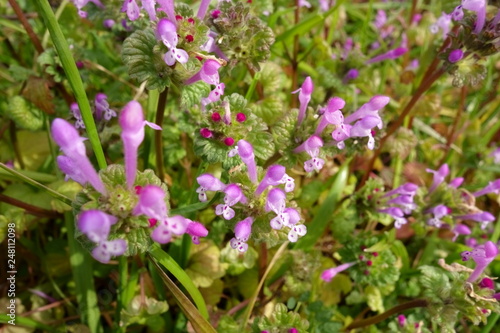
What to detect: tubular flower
<box><xmin>255</xmin><ymin>165</ymin><xmax>294</xmax><ymax>195</ymax></box>
<box><xmin>366</xmin><ymin>47</ymin><xmax>407</xmax><ymax>64</ymax></box>
<box><xmin>321</xmin><ymin>262</ymin><xmax>357</xmax><ymax>282</ymax></box>
<box><xmin>294</xmin><ymin>135</ymin><xmax>325</xmax><ymax>173</ymax></box>
<box><xmin>215</xmin><ymin>184</ymin><xmax>247</xmax><ymax>220</ymax></box>
<box><xmin>157</xmin><ymin>18</ymin><xmax>189</xmax><ymax>66</ymax></box>
<box><xmin>196</xmin><ymin>173</ymin><xmax>226</xmax><ymax>202</ymax></box>
<box><xmin>120</xmin><ymin>101</ymin><xmax>161</xmax><ymax>189</ymax></box>
<box><xmin>51</xmin><ymin>118</ymin><xmax>107</xmax><ymax>195</ymax></box>
<box><xmin>229</xmin><ymin>140</ymin><xmax>258</xmax><ymax>183</ymax></box>
<box><xmin>185</xmin><ymin>59</ymin><xmax>221</xmax><ymax>85</ymax></box>
<box><xmin>230</xmin><ymin>217</ymin><xmax>253</xmax><ymax>252</ymax></box>
<box><xmin>292</xmin><ymin>76</ymin><xmax>314</xmax><ymax>125</ymax></box>
<box><xmin>94</xmin><ymin>93</ymin><xmax>116</xmax><ymax>121</ymax></box>
<box><xmin>426</xmin><ymin>163</ymin><xmax>449</xmax><ymax>193</ymax></box>
<box><xmin>461</xmin><ymin>241</ymin><xmax>498</xmax><ymax>282</ymax></box>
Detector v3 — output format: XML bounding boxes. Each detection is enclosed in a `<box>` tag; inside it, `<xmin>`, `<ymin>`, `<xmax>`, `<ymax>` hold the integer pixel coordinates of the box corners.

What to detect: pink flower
<box><xmin>321</xmin><ymin>262</ymin><xmax>356</xmax><ymax>282</ymax></box>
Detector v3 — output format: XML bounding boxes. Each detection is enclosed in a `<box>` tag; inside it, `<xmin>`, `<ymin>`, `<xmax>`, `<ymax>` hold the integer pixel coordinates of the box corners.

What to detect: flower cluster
<box><xmin>52</xmin><ymin>101</ymin><xmax>207</xmax><ymax>263</ymax></box>
<box><xmin>69</xmin><ymin>93</ymin><xmax>116</xmax><ymax>129</ymax></box>
<box><xmin>378</xmin><ymin>183</ymin><xmax>419</xmax><ymax>229</ymax></box>
<box><xmin>196</xmin><ymin>140</ymin><xmax>305</xmax><ymax>252</ymax></box>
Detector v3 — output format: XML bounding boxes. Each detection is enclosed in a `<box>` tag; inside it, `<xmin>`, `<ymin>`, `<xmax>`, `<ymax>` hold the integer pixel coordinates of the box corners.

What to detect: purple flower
<box><xmin>141</xmin><ymin>0</ymin><xmax>157</xmax><ymax>21</ymax></box>
<box><xmin>133</xmin><ymin>185</ymin><xmax>168</xmax><ymax>221</ymax></box>
<box><xmin>215</xmin><ymin>184</ymin><xmax>247</xmax><ymax>220</ymax></box>
<box><xmin>315</xmin><ymin>97</ymin><xmax>345</xmax><ymax>135</ymax></box>
<box><xmin>448</xmin><ymin>49</ymin><xmax>464</xmax><ymax>63</ymax></box>
<box><xmin>449</xmin><ymin>177</ymin><xmax>464</xmax><ymax>188</ymax></box>
<box><xmin>473</xmin><ymin>179</ymin><xmax>500</xmax><ymax>197</ymax></box>
<box><xmin>196</xmin><ymin>174</ymin><xmax>226</xmax><ymax>202</ymax></box>
<box><xmin>78</xmin><ymin>210</ymin><xmax>118</xmax><ymax>243</ymax></box>
<box><xmin>490</xmin><ymin>148</ymin><xmax>500</xmax><ymax>164</ymax></box>
<box><xmin>72</xmin><ymin>0</ymin><xmax>104</xmax><ymax>18</ymax></box>
<box><xmin>51</xmin><ymin>118</ymin><xmax>107</xmax><ymax>195</ymax></box>
<box><xmin>292</xmin><ymin>76</ymin><xmax>314</xmax><ymax>125</ymax></box>
<box><xmin>92</xmin><ymin>239</ymin><xmax>128</xmax><ymax>263</ymax></box>
<box><xmin>426</xmin><ymin>163</ymin><xmax>449</xmax><ymax>193</ymax></box>
<box><xmin>342</xmin><ymin>69</ymin><xmax>359</xmax><ymax>84</ymax></box>
<box><xmin>451</xmin><ymin>5</ymin><xmax>464</xmax><ymax>21</ymax></box>
<box><xmin>185</xmin><ymin>60</ymin><xmax>222</xmax><ymax>85</ymax></box>
<box><xmin>452</xmin><ymin>224</ymin><xmax>471</xmax><ymax>241</ymax></box>
<box><xmin>266</xmin><ymin>189</ymin><xmax>306</xmax><ymax>242</ymax></box>
<box><xmin>95</xmin><ymin>93</ymin><xmax>116</xmax><ymax>121</ymax></box>
<box><xmin>151</xmin><ymin>215</ymin><xmax>189</xmax><ymax>243</ymax></box>
<box><xmin>201</xmin><ymin>83</ymin><xmax>225</xmax><ymax>111</ymax></box>
<box><xmin>121</xmin><ymin>0</ymin><xmax>141</xmax><ymax>21</ymax></box>
<box><xmin>429</xmin><ymin>12</ymin><xmax>452</xmax><ymax>37</ymax></box>
<box><xmin>321</xmin><ymin>262</ymin><xmax>356</xmax><ymax>282</ymax></box>
<box><xmin>229</xmin><ymin>140</ymin><xmax>258</xmax><ymax>183</ymax></box>
<box><xmin>426</xmin><ymin>205</ymin><xmax>449</xmax><ymax>228</ymax></box>
<box><xmin>186</xmin><ymin>220</ymin><xmax>208</xmax><ymax>244</ymax></box>
<box><xmin>57</xmin><ymin>155</ymin><xmax>88</xmax><ymax>185</ymax></box>
<box><xmin>197</xmin><ymin>0</ymin><xmax>211</xmax><ymax>19</ymax></box>
<box><xmin>255</xmin><ymin>165</ymin><xmax>294</xmax><ymax>195</ymax></box>
<box><xmin>457</xmin><ymin>211</ymin><xmax>496</xmax><ymax>229</ymax></box>
<box><xmin>461</xmin><ymin>241</ymin><xmax>498</xmax><ymax>282</ymax></box>
<box><xmin>156</xmin><ymin>0</ymin><xmax>176</xmax><ymax>23</ymax></box>
<box><xmin>230</xmin><ymin>217</ymin><xmax>253</xmax><ymax>252</ymax></box>
<box><xmin>103</xmin><ymin>19</ymin><xmax>115</xmax><ymax>29</ymax></box>
<box><xmin>462</xmin><ymin>0</ymin><xmax>486</xmax><ymax>34</ymax></box>
<box><xmin>384</xmin><ymin>183</ymin><xmax>418</xmax><ymax>197</ymax></box>
<box><xmin>378</xmin><ymin>207</ymin><xmax>407</xmax><ymax>229</ymax></box>
<box><xmin>366</xmin><ymin>47</ymin><xmax>407</xmax><ymax>64</ymax></box>
<box><xmin>374</xmin><ymin>10</ymin><xmax>387</xmax><ymax>29</ymax></box>
<box><xmin>294</xmin><ymin>135</ymin><xmax>325</xmax><ymax>172</ymax></box>
<box><xmin>70</xmin><ymin>102</ymin><xmax>85</xmax><ymax>129</ymax></box>
<box><xmin>119</xmin><ymin>101</ymin><xmax>161</xmax><ymax>189</ymax></box>
<box><xmin>157</xmin><ymin>18</ymin><xmax>189</xmax><ymax>66</ymax></box>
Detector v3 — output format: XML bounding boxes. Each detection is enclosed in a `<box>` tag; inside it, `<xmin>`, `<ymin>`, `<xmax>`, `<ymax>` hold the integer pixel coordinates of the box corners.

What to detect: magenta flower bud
<box><xmin>461</xmin><ymin>241</ymin><xmax>498</xmax><ymax>282</ymax></box>
<box><xmin>321</xmin><ymin>262</ymin><xmax>356</xmax><ymax>282</ymax></box>
<box><xmin>397</xmin><ymin>315</ymin><xmax>406</xmax><ymax>327</ymax></box>
<box><xmin>186</xmin><ymin>220</ymin><xmax>208</xmax><ymax>244</ymax></box>
<box><xmin>343</xmin><ymin>68</ymin><xmax>359</xmax><ymax>84</ymax></box>
<box><xmin>185</xmin><ymin>59</ymin><xmax>221</xmax><ymax>85</ymax></box>
<box><xmin>448</xmin><ymin>49</ymin><xmax>464</xmax><ymax>63</ymax></box>
<box><xmin>78</xmin><ymin>210</ymin><xmax>118</xmax><ymax>243</ymax></box>
<box><xmin>292</xmin><ymin>76</ymin><xmax>314</xmax><ymax>125</ymax></box>
<box><xmin>452</xmin><ymin>224</ymin><xmax>471</xmax><ymax>241</ymax></box>
<box><xmin>265</xmin><ymin>188</ymin><xmax>286</xmax><ymax>214</ymax></box>
<box><xmin>366</xmin><ymin>47</ymin><xmax>407</xmax><ymax>64</ymax></box>
<box><xmin>384</xmin><ymin>183</ymin><xmax>418</xmax><ymax>197</ymax></box>
<box><xmin>133</xmin><ymin>185</ymin><xmax>168</xmax><ymax>221</ymax></box>
<box><xmin>426</xmin><ymin>164</ymin><xmax>449</xmax><ymax>192</ymax></box>
<box><xmin>120</xmin><ymin>101</ymin><xmax>161</xmax><ymax>188</ymax></box>
<box><xmin>289</xmin><ymin>329</ymin><xmax>298</xmax><ymax>333</ymax></box>
<box><xmin>200</xmin><ymin>128</ymin><xmax>213</xmax><ymax>138</ymax></box>
<box><xmin>236</xmin><ymin>113</ymin><xmax>246</xmax><ymax>122</ymax></box>
<box><xmin>121</xmin><ymin>0</ymin><xmax>140</xmax><ymax>21</ymax></box>
<box><xmin>224</xmin><ymin>137</ymin><xmax>234</xmax><ymax>146</ymax></box>
<box><xmin>256</xmin><ymin>165</ymin><xmax>286</xmax><ymax>195</ymax></box>
<box><xmin>51</xmin><ymin>118</ymin><xmax>107</xmax><ymax>195</ymax></box>
<box><xmin>479</xmin><ymin>277</ymin><xmax>495</xmax><ymax>289</ymax></box>
<box><xmin>211</xmin><ymin>112</ymin><xmax>221</xmax><ymax>122</ymax></box>
<box><xmin>151</xmin><ymin>215</ymin><xmax>188</xmax><ymax>244</ymax></box>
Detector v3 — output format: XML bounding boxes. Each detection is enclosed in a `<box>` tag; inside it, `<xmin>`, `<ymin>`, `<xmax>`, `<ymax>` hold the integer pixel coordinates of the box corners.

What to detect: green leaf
<box><xmin>181</xmin><ymin>81</ymin><xmax>211</xmax><ymax>109</ymax></box>
<box><xmin>122</xmin><ymin>28</ymin><xmax>171</xmax><ymax>91</ymax></box>
<box><xmin>365</xmin><ymin>285</ymin><xmax>384</xmax><ymax>313</ymax></box>
<box><xmin>0</xmin><ymin>314</ymin><xmax>53</xmax><ymax>331</ymax></box>
<box><xmin>251</xmin><ymin>95</ymin><xmax>285</xmax><ymax>125</ymax></box>
<box><xmin>148</xmin><ymin>244</ymin><xmax>210</xmax><ymax>319</ymax></box>
<box><xmin>36</xmin><ymin>0</ymin><xmax>106</xmax><ymax>170</ymax></box>
<box><xmin>185</xmin><ymin>242</ymin><xmax>227</xmax><ymax>288</ymax></box>
<box><xmin>7</xmin><ymin>96</ymin><xmax>44</xmax><ymax>131</ymax></box>
<box><xmin>294</xmin><ymin>161</ymin><xmax>350</xmax><ymax>250</ymax></box>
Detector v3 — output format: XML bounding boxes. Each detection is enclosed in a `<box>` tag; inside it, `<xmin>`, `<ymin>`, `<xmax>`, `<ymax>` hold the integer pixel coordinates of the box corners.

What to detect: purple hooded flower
<box><xmin>215</xmin><ymin>184</ymin><xmax>247</xmax><ymax>220</ymax></box>
<box><xmin>452</xmin><ymin>224</ymin><xmax>471</xmax><ymax>242</ymax></box>
<box><xmin>185</xmin><ymin>60</ymin><xmax>221</xmax><ymax>85</ymax></box>
<box><xmin>78</xmin><ymin>210</ymin><xmax>118</xmax><ymax>243</ymax></box>
<box><xmin>321</xmin><ymin>262</ymin><xmax>356</xmax><ymax>282</ymax></box>
<box><xmin>229</xmin><ymin>140</ymin><xmax>258</xmax><ymax>183</ymax></box>
<box><xmin>121</xmin><ymin>0</ymin><xmax>141</xmax><ymax>21</ymax></box>
<box><xmin>315</xmin><ymin>97</ymin><xmax>345</xmax><ymax>135</ymax></box>
<box><xmin>230</xmin><ymin>217</ymin><xmax>253</xmax><ymax>252</ymax></box>
<box><xmin>201</xmin><ymin>83</ymin><xmax>225</xmax><ymax>111</ymax></box>
<box><xmin>462</xmin><ymin>0</ymin><xmax>486</xmax><ymax>34</ymax></box>
<box><xmin>119</xmin><ymin>101</ymin><xmax>161</xmax><ymax>189</ymax></box>
<box><xmin>294</xmin><ymin>135</ymin><xmax>325</xmax><ymax>172</ymax></box>
<box><xmin>426</xmin><ymin>164</ymin><xmax>449</xmax><ymax>193</ymax></box>
<box><xmin>157</xmin><ymin>18</ymin><xmax>189</xmax><ymax>66</ymax></box>
<box><xmin>426</xmin><ymin>205</ymin><xmax>449</xmax><ymax>228</ymax></box>
<box><xmin>51</xmin><ymin>118</ymin><xmax>107</xmax><ymax>195</ymax></box>
<box><xmin>196</xmin><ymin>174</ymin><xmax>226</xmax><ymax>202</ymax></box>
<box><xmin>92</xmin><ymin>239</ymin><xmax>128</xmax><ymax>263</ymax></box>
<box><xmin>451</xmin><ymin>5</ymin><xmax>464</xmax><ymax>21</ymax></box>
<box><xmin>379</xmin><ymin>207</ymin><xmax>407</xmax><ymax>229</ymax></box>
<box><xmin>95</xmin><ymin>93</ymin><xmax>116</xmax><ymax>121</ymax></box>
<box><xmin>57</xmin><ymin>155</ymin><xmax>88</xmax><ymax>185</ymax></box>
<box><xmin>461</xmin><ymin>241</ymin><xmax>498</xmax><ymax>282</ymax></box>
<box><xmin>70</xmin><ymin>102</ymin><xmax>85</xmax><ymax>129</ymax></box>
<box><xmin>255</xmin><ymin>165</ymin><xmax>294</xmax><ymax>195</ymax></box>
<box><xmin>151</xmin><ymin>215</ymin><xmax>189</xmax><ymax>244</ymax></box>
<box><xmin>292</xmin><ymin>76</ymin><xmax>314</xmax><ymax>125</ymax></box>
<box><xmin>458</xmin><ymin>211</ymin><xmax>496</xmax><ymax>229</ymax></box>
<box><xmin>72</xmin><ymin>0</ymin><xmax>104</xmax><ymax>18</ymax></box>
<box><xmin>430</xmin><ymin>12</ymin><xmax>452</xmax><ymax>37</ymax></box>
<box><xmin>186</xmin><ymin>220</ymin><xmax>208</xmax><ymax>244</ymax></box>
<box><xmin>473</xmin><ymin>179</ymin><xmax>500</xmax><ymax>197</ymax></box>
<box><xmin>133</xmin><ymin>185</ymin><xmax>168</xmax><ymax>221</ymax></box>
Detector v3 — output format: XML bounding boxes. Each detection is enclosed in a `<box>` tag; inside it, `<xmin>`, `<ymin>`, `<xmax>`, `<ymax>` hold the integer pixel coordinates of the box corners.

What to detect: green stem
<box><xmin>481</xmin><ymin>313</ymin><xmax>500</xmax><ymax>333</ymax></box>
<box><xmin>155</xmin><ymin>88</ymin><xmax>168</xmax><ymax>181</ymax></box>
<box><xmin>36</xmin><ymin>0</ymin><xmax>107</xmax><ymax>170</ymax></box>
<box><xmin>345</xmin><ymin>298</ymin><xmax>429</xmax><ymax>330</ymax></box>
<box><xmin>0</xmin><ymin>163</ymin><xmax>72</xmax><ymax>206</ymax></box>
<box><xmin>114</xmin><ymin>256</ymin><xmax>128</xmax><ymax>333</ymax></box>
<box><xmin>241</xmin><ymin>242</ymin><xmax>289</xmax><ymax>330</ymax></box>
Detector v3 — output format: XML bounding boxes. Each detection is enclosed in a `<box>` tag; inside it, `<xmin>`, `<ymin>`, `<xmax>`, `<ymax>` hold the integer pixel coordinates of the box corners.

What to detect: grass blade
<box><xmin>148</xmin><ymin>244</ymin><xmax>209</xmax><ymax>319</ymax></box>
<box><xmin>36</xmin><ymin>0</ymin><xmax>107</xmax><ymax>170</ymax></box>
<box><xmin>0</xmin><ymin>314</ymin><xmax>53</xmax><ymax>330</ymax></box>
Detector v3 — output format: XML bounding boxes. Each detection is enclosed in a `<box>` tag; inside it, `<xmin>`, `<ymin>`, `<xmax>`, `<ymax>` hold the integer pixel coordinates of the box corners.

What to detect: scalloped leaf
<box><xmin>181</xmin><ymin>81</ymin><xmax>211</xmax><ymax>109</ymax></box>
<box><xmin>7</xmin><ymin>96</ymin><xmax>44</xmax><ymax>131</ymax></box>
<box><xmin>122</xmin><ymin>28</ymin><xmax>171</xmax><ymax>91</ymax></box>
